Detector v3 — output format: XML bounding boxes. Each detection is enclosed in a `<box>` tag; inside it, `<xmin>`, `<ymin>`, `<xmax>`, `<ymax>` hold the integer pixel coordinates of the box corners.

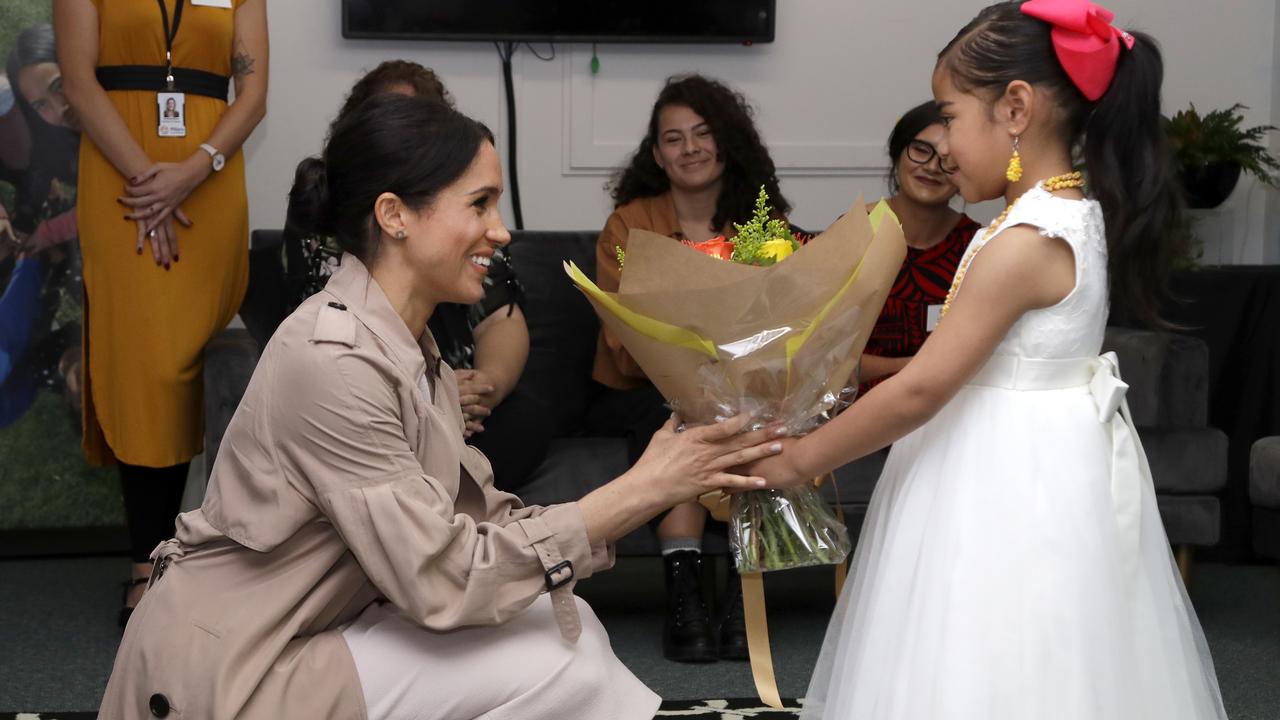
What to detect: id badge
<box><xmin>926</xmin><ymin>304</ymin><xmax>943</xmax><ymax>333</ymax></box>
<box><xmin>157</xmin><ymin>92</ymin><xmax>186</xmax><ymax>137</ymax></box>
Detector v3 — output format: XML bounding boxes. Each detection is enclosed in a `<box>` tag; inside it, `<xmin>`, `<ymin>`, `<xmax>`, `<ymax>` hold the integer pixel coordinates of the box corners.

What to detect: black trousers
<box><xmin>118</xmin><ymin>461</ymin><xmax>189</xmax><ymax>564</ymax></box>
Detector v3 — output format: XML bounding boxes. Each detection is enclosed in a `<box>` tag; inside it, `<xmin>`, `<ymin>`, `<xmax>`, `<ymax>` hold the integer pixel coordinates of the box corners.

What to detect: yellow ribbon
<box><xmin>782</xmin><ymin>200</ymin><xmax>900</xmax><ymax>390</ymax></box>
<box><xmin>824</xmin><ymin>472</ymin><xmax>849</xmax><ymax>596</ymax></box>
<box><xmin>563</xmin><ymin>261</ymin><xmax>719</xmax><ymax>360</ymax></box>
<box><xmin>738</xmin><ymin>474</ymin><xmax>847</xmax><ymax>710</ymax></box>
<box><xmin>742</xmin><ymin>571</ymin><xmax>783</xmax><ymax>709</ymax></box>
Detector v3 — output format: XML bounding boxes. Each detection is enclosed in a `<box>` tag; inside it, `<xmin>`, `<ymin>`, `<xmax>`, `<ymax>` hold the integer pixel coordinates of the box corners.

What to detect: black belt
<box><xmin>96</xmin><ymin>65</ymin><xmax>229</xmax><ymax>101</ymax></box>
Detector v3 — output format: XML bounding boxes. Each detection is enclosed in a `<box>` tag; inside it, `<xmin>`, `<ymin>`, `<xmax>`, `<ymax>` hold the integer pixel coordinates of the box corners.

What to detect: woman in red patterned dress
<box><xmin>860</xmin><ymin>101</ymin><xmax>979</xmax><ymax>390</ymax></box>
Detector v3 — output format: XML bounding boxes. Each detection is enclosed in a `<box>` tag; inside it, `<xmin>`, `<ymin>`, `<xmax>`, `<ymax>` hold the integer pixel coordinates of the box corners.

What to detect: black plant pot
<box><xmin>1181</xmin><ymin>161</ymin><xmax>1242</xmax><ymax>209</ymax></box>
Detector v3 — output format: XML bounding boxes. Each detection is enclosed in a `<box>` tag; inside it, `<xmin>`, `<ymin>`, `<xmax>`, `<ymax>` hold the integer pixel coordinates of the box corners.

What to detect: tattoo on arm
<box><xmin>231</xmin><ymin>38</ymin><xmax>254</xmax><ymax>96</ymax></box>
<box><xmin>232</xmin><ymin>47</ymin><xmax>255</xmax><ymax>79</ymax></box>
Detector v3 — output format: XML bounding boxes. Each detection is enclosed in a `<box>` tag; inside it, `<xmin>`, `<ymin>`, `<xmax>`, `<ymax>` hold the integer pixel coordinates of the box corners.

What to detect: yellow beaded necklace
<box><xmin>938</xmin><ymin>172</ymin><xmax>1085</xmax><ymax>321</ymax></box>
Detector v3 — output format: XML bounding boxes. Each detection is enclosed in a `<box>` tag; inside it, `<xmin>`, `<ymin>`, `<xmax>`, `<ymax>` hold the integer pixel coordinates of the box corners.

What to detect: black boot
<box><xmin>662</xmin><ymin>551</ymin><xmax>717</xmax><ymax>663</ymax></box>
<box><xmin>717</xmin><ymin>568</ymin><xmax>750</xmax><ymax>660</ymax></box>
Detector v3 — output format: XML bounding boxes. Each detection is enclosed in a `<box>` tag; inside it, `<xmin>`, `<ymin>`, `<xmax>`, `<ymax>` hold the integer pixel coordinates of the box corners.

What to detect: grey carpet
<box><xmin>1</xmin><ymin>556</ymin><xmax>1276</xmax><ymax>717</ymax></box>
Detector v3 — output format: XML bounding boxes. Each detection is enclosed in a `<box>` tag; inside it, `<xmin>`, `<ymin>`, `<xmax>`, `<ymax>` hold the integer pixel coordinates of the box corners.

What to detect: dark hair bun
<box><xmin>284</xmin><ymin>156</ymin><xmax>335</xmax><ymax>239</ymax></box>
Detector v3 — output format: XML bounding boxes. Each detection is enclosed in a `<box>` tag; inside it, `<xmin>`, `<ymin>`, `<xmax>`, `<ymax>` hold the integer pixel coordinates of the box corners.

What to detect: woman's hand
<box><xmin>740</xmin><ymin>437</ymin><xmax>811</xmax><ymax>489</ymax></box>
<box><xmin>455</xmin><ymin>368</ymin><xmax>496</xmax><ymax>437</ymax></box>
<box><xmin>120</xmin><ymin>154</ymin><xmax>208</xmax><ymax>234</ymax></box>
<box><xmin>632</xmin><ymin>414</ymin><xmax>785</xmax><ymax>507</ymax></box>
<box><xmin>136</xmin><ymin>210</ymin><xmax>189</xmax><ymax>269</ymax></box>
<box><xmin>579</xmin><ymin>415</ymin><xmax>786</xmax><ymax>546</ymax></box>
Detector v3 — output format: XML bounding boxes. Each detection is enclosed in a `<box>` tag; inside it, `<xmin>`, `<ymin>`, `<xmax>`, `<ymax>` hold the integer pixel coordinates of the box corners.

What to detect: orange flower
<box><xmin>682</xmin><ymin>235</ymin><xmax>735</xmax><ymax>261</ymax></box>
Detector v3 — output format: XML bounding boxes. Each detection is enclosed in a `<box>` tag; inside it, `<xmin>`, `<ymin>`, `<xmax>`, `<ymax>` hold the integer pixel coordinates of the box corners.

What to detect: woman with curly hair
<box><xmin>590</xmin><ymin>73</ymin><xmax>794</xmax><ymax>664</ymax></box>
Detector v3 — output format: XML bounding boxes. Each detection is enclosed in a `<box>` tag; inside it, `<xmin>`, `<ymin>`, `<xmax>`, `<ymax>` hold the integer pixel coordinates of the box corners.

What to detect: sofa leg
<box><xmin>1175</xmin><ymin>545</ymin><xmax>1194</xmax><ymax>587</ymax></box>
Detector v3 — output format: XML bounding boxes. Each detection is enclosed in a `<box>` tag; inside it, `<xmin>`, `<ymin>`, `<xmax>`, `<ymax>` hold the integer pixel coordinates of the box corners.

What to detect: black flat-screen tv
<box><xmin>341</xmin><ymin>1</ymin><xmax>776</xmax><ymax>44</ymax></box>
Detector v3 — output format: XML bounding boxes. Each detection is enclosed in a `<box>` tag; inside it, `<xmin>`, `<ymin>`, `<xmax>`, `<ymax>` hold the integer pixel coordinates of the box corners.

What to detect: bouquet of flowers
<box><xmin>568</xmin><ymin>187</ymin><xmax>905</xmax><ymax>573</ymax></box>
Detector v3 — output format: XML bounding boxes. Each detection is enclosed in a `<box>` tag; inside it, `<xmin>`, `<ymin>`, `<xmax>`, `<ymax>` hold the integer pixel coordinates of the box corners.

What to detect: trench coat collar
<box><xmin>323</xmin><ymin>253</ymin><xmax>443</xmax><ymax>381</ymax></box>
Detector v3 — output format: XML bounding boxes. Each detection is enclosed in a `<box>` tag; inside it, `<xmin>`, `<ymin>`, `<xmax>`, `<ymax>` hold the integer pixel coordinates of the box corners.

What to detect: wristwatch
<box><xmin>199</xmin><ymin>143</ymin><xmax>225</xmax><ymax>172</ymax></box>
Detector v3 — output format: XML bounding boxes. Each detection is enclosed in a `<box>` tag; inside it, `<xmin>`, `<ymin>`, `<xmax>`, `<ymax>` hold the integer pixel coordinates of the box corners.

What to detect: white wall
<box><xmin>247</xmin><ymin>0</ymin><xmax>1279</xmax><ymax>263</ymax></box>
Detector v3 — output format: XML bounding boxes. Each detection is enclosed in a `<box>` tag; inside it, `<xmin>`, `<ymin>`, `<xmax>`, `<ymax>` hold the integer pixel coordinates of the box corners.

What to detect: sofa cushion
<box><xmin>1250</xmin><ymin>436</ymin><xmax>1280</xmax><ymax>508</ymax></box>
<box><xmin>203</xmin><ymin>328</ymin><xmax>260</xmax><ymax>477</ymax></box>
<box><xmin>1103</xmin><ymin>328</ymin><xmax>1209</xmax><ymax>428</ymax></box>
<box><xmin>1155</xmin><ymin>494</ymin><xmax>1221</xmax><ymax>547</ymax></box>
<box><xmin>1141</xmin><ymin>427</ymin><xmax>1229</xmax><ymax>495</ymax></box>
<box><xmin>519</xmin><ymin>437</ymin><xmax>629</xmax><ymax>508</ymax></box>
<box><xmin>507</xmin><ymin>231</ymin><xmax>601</xmax><ymax>438</ymax></box>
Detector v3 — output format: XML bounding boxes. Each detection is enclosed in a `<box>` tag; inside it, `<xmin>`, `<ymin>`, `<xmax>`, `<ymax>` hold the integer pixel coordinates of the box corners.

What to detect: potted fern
<box><xmin>1166</xmin><ymin>103</ymin><xmax>1280</xmax><ymax>209</ymax></box>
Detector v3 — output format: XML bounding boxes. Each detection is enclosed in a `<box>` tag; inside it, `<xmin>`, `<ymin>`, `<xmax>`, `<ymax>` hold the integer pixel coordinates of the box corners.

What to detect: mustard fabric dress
<box><xmin>78</xmin><ymin>0</ymin><xmax>249</xmax><ymax>467</ymax></box>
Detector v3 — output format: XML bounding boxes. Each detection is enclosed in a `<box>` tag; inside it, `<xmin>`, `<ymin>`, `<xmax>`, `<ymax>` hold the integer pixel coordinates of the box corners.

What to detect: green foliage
<box><xmin>730</xmin><ymin>186</ymin><xmax>799</xmax><ymax>266</ymax></box>
<box><xmin>0</xmin><ymin>0</ymin><xmax>52</xmax><ymax>66</ymax></box>
<box><xmin>0</xmin><ymin>391</ymin><xmax>122</xmax><ymax>529</ymax></box>
<box><xmin>1166</xmin><ymin>103</ymin><xmax>1280</xmax><ymax>187</ymax></box>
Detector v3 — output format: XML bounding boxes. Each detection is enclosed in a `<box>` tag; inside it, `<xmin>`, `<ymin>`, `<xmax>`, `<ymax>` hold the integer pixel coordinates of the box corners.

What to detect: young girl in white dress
<box><xmin>747</xmin><ymin>1</ymin><xmax>1229</xmax><ymax>718</ymax></box>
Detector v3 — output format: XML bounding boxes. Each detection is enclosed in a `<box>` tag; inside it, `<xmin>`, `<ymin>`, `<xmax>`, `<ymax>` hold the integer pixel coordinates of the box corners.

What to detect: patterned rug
<box><xmin>0</xmin><ymin>699</ymin><xmax>804</xmax><ymax>719</ymax></box>
<box><xmin>657</xmin><ymin>698</ymin><xmax>804</xmax><ymax>717</ymax></box>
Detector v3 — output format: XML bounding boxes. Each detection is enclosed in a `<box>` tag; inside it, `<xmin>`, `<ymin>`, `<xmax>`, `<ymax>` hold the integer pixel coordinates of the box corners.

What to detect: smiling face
<box><xmin>652</xmin><ymin>104</ymin><xmax>727</xmax><ymax>194</ymax></box>
<box><xmin>17</xmin><ymin>61</ymin><xmax>79</xmax><ymax>131</ymax></box>
<box><xmin>931</xmin><ymin>67</ymin><xmax>1013</xmax><ymax>203</ymax></box>
<box><xmin>896</xmin><ymin>123</ymin><xmax>959</xmax><ymax>207</ymax></box>
<box><xmin>395</xmin><ymin>141</ymin><xmax>510</xmax><ymax>307</ymax></box>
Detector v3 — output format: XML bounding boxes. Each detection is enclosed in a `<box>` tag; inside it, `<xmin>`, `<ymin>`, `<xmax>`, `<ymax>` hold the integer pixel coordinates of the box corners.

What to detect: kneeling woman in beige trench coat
<box><xmin>97</xmin><ymin>95</ymin><xmax>784</xmax><ymax>720</ymax></box>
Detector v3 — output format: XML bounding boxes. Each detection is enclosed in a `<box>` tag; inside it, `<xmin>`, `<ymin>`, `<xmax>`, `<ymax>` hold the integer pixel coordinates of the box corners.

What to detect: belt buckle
<box><xmin>544</xmin><ymin>560</ymin><xmax>574</xmax><ymax>591</ymax></box>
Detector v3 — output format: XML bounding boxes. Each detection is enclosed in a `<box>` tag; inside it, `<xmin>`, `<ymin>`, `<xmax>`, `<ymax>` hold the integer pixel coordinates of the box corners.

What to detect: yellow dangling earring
<box><xmin>1006</xmin><ymin>136</ymin><xmax>1023</xmax><ymax>183</ymax></box>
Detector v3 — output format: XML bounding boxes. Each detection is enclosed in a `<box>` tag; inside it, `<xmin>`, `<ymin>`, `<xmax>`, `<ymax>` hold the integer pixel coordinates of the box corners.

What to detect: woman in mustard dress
<box><xmin>54</xmin><ymin>0</ymin><xmax>268</xmax><ymax>625</ymax></box>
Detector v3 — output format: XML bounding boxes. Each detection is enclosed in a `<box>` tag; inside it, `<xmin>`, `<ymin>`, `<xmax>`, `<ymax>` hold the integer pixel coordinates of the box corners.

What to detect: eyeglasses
<box><xmin>906</xmin><ymin>140</ymin><xmax>956</xmax><ymax>174</ymax></box>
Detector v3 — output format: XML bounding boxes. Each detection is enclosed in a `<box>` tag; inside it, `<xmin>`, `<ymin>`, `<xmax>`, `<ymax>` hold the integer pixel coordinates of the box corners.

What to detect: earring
<box><xmin>395</xmin><ymin>230</ymin><xmax>406</xmax><ymax>240</ymax></box>
<box><xmin>1006</xmin><ymin>136</ymin><xmax>1023</xmax><ymax>183</ymax></box>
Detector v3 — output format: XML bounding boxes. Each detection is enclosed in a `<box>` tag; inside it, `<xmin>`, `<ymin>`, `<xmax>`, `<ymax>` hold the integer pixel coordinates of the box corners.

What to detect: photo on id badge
<box><xmin>158</xmin><ymin>92</ymin><xmax>186</xmax><ymax>137</ymax></box>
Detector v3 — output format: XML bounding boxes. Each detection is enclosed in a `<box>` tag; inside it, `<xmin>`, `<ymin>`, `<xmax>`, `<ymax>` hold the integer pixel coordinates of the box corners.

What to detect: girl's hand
<box><xmin>120</xmin><ymin>155</ymin><xmax>209</xmax><ymax>233</ymax></box>
<box><xmin>633</xmin><ymin>414</ymin><xmax>786</xmax><ymax>506</ymax></box>
<box><xmin>741</xmin><ymin>437</ymin><xmax>809</xmax><ymax>489</ymax></box>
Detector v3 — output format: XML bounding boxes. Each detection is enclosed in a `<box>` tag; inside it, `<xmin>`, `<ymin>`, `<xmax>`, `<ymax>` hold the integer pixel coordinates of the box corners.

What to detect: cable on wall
<box><xmin>492</xmin><ymin>41</ymin><xmax>558</xmax><ymax>231</ymax></box>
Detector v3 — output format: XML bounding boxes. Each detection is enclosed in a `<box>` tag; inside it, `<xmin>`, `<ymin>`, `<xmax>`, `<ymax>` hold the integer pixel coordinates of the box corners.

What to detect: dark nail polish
<box><xmin>137</xmin><ymin>248</ymin><xmax>143</xmax><ymax>255</ymax></box>
<box><xmin>164</xmin><ymin>263</ymin><xmax>170</xmax><ymax>271</ymax></box>
<box><xmin>174</xmin><ymin>255</ymin><xmax>179</xmax><ymax>263</ymax></box>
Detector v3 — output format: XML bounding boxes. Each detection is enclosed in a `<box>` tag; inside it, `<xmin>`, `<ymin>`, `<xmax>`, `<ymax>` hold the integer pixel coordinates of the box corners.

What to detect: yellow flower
<box><xmin>760</xmin><ymin>238</ymin><xmax>795</xmax><ymax>263</ymax></box>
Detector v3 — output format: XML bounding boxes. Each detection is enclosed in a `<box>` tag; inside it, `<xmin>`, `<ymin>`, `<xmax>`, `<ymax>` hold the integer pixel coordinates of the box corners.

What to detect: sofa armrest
<box><xmin>1251</xmin><ymin>437</ymin><xmax>1280</xmax><ymax>509</ymax></box>
<box><xmin>203</xmin><ymin>327</ymin><xmax>260</xmax><ymax>478</ymax></box>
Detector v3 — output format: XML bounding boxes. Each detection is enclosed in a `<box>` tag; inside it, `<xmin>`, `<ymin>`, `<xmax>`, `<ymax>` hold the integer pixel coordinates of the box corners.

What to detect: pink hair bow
<box><xmin>1021</xmin><ymin>0</ymin><xmax>1136</xmax><ymax>101</ymax></box>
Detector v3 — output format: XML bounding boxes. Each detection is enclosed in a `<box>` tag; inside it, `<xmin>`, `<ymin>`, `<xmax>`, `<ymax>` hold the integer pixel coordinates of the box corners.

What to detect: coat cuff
<box><xmin>515</xmin><ymin>503</ymin><xmax>614</xmax><ymax>643</ymax></box>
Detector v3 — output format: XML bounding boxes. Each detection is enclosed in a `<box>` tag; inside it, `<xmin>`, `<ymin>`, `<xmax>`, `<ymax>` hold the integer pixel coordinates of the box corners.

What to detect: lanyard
<box><xmin>157</xmin><ymin>0</ymin><xmax>185</xmax><ymax>89</ymax></box>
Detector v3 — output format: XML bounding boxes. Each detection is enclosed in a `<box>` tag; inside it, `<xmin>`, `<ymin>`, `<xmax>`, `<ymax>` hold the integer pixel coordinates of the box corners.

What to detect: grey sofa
<box><xmin>1100</xmin><ymin>327</ymin><xmax>1229</xmax><ymax>582</ymax></box>
<box><xmin>204</xmin><ymin>230</ymin><xmax>1226</xmax><ymax>568</ymax></box>
<box><xmin>1250</xmin><ymin>436</ymin><xmax>1280</xmax><ymax>559</ymax></box>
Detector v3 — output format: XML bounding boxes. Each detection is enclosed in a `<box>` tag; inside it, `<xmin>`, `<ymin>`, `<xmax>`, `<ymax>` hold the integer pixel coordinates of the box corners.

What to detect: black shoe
<box><xmin>717</xmin><ymin>569</ymin><xmax>749</xmax><ymax>660</ymax></box>
<box><xmin>662</xmin><ymin>551</ymin><xmax>717</xmax><ymax>663</ymax></box>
